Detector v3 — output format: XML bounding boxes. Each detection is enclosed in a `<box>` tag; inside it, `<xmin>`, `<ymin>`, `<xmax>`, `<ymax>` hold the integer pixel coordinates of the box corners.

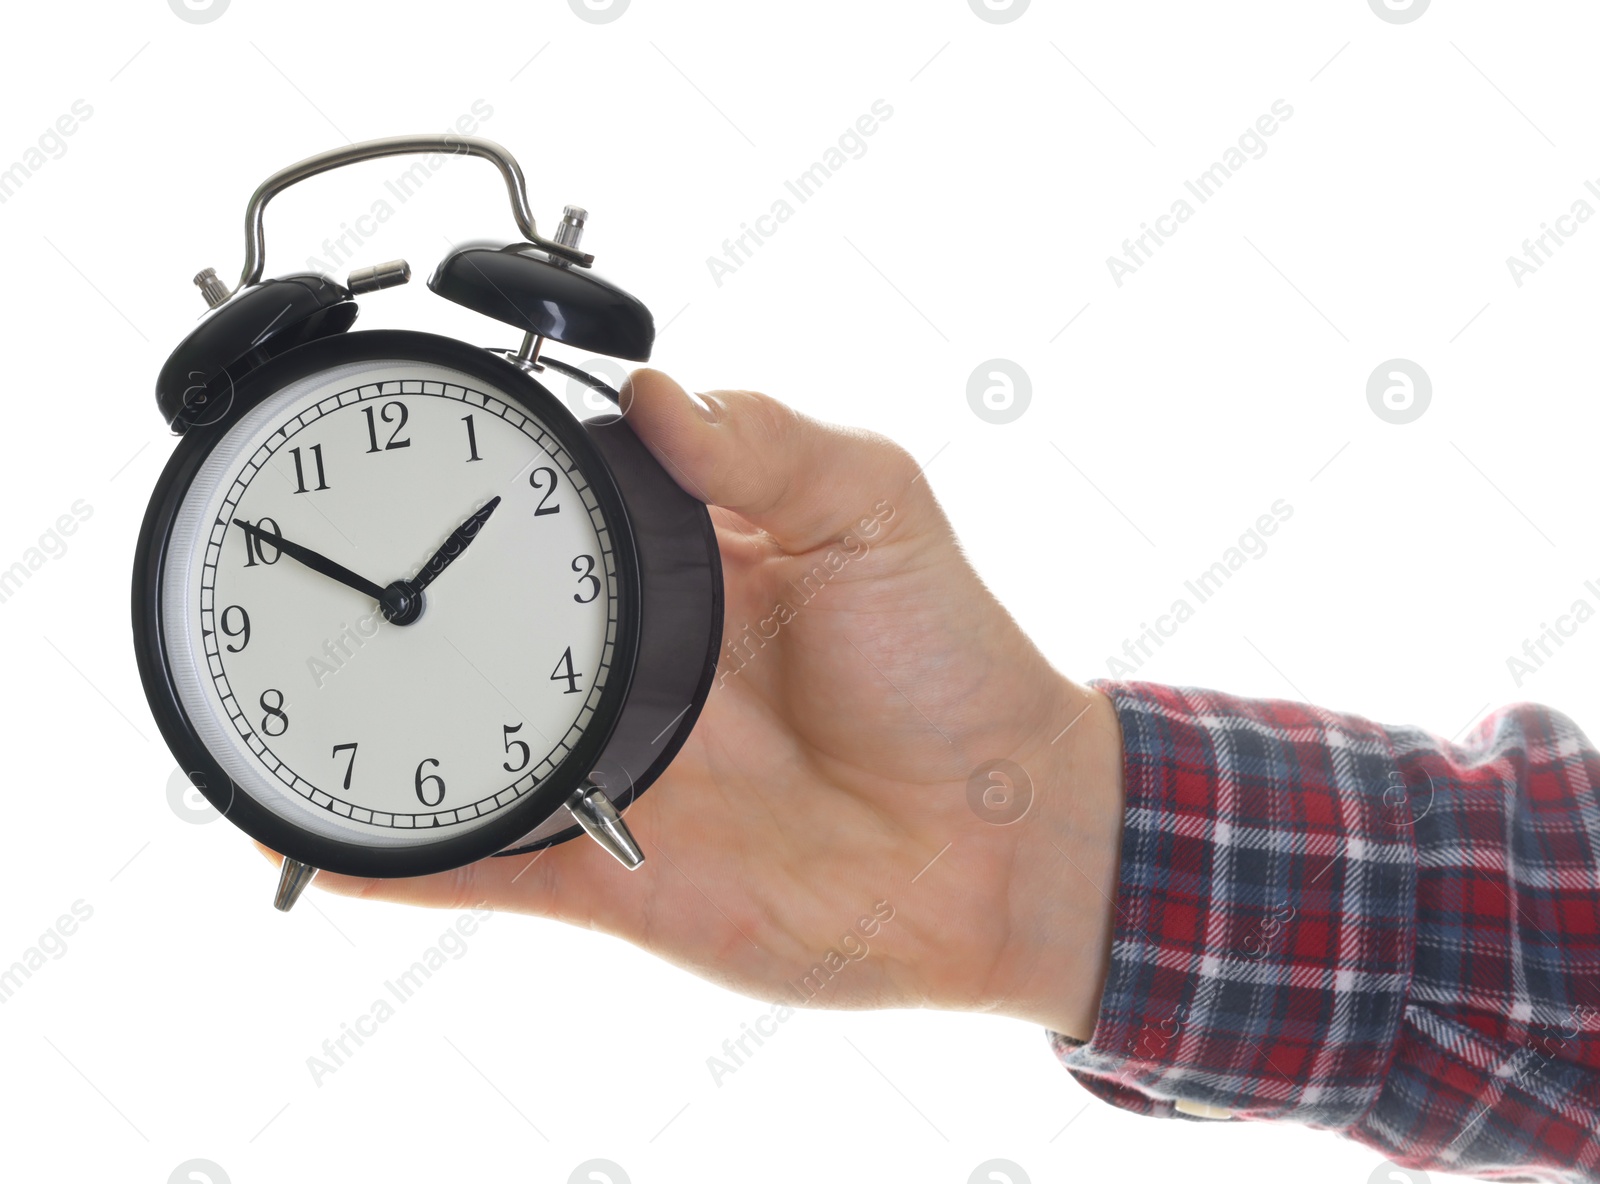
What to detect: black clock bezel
<box><xmin>132</xmin><ymin>329</ymin><xmax>642</xmax><ymax>879</ymax></box>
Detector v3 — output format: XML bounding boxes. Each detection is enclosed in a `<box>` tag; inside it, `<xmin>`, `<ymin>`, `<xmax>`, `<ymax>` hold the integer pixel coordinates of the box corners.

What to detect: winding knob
<box><xmin>194</xmin><ymin>267</ymin><xmax>230</xmax><ymax>309</ymax></box>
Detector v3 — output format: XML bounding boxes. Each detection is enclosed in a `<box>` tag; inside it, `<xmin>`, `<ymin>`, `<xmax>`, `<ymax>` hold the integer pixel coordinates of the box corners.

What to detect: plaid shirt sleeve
<box><xmin>1049</xmin><ymin>681</ymin><xmax>1600</xmax><ymax>1183</ymax></box>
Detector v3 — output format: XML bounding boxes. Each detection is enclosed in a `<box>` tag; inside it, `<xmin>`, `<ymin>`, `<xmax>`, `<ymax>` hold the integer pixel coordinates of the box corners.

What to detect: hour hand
<box><xmin>409</xmin><ymin>496</ymin><xmax>502</xmax><ymax>595</ymax></box>
<box><xmin>232</xmin><ymin>518</ymin><xmax>387</xmax><ymax>602</ymax></box>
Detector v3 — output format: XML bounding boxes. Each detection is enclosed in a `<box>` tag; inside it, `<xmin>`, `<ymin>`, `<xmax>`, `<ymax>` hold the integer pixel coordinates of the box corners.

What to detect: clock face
<box><xmin>159</xmin><ymin>354</ymin><xmax>625</xmax><ymax>851</ymax></box>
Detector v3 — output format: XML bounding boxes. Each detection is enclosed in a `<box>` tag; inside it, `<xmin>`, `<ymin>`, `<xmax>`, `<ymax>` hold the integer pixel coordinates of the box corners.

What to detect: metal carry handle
<box><xmin>231</xmin><ymin>134</ymin><xmax>592</xmax><ymax>296</ymax></box>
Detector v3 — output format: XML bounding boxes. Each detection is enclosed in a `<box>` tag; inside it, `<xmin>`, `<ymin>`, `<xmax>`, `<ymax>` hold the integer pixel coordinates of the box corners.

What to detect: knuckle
<box><xmin>725</xmin><ymin>389</ymin><xmax>801</xmax><ymax>447</ymax></box>
<box><xmin>716</xmin><ymin>390</ymin><xmax>804</xmax><ymax>510</ymax></box>
<box><xmin>873</xmin><ymin>434</ymin><xmax>922</xmax><ymax>483</ymax></box>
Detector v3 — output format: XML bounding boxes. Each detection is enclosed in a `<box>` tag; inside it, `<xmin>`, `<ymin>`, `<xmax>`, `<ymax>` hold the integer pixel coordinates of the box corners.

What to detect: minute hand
<box><xmin>232</xmin><ymin>519</ymin><xmax>386</xmax><ymax>602</ymax></box>
<box><xmin>409</xmin><ymin>496</ymin><xmax>502</xmax><ymax>594</ymax></box>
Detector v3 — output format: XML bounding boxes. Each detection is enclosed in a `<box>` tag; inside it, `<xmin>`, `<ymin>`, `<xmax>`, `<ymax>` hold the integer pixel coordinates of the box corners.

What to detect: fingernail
<box><xmin>689</xmin><ymin>391</ymin><xmax>721</xmax><ymax>423</ymax></box>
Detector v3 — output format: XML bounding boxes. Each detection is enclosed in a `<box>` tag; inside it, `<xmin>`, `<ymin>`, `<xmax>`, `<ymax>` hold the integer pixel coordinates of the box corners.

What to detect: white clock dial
<box><xmin>160</xmin><ymin>359</ymin><xmax>621</xmax><ymax>847</ymax></box>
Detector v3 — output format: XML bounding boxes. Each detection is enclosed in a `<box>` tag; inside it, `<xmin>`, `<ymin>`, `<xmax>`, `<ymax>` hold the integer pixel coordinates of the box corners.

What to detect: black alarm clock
<box><xmin>133</xmin><ymin>135</ymin><xmax>722</xmax><ymax>911</ymax></box>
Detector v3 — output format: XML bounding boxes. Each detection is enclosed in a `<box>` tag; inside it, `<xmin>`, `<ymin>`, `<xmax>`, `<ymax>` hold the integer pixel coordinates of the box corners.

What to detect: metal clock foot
<box><xmin>565</xmin><ymin>783</ymin><xmax>644</xmax><ymax>870</ymax></box>
<box><xmin>273</xmin><ymin>857</ymin><xmax>319</xmax><ymax>912</ymax></box>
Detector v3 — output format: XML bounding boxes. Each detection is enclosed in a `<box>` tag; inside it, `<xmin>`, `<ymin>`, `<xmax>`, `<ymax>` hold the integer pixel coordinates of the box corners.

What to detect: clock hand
<box><xmin>407</xmin><ymin>496</ymin><xmax>502</xmax><ymax>595</ymax></box>
<box><xmin>231</xmin><ymin>518</ymin><xmax>388</xmax><ymax>602</ymax></box>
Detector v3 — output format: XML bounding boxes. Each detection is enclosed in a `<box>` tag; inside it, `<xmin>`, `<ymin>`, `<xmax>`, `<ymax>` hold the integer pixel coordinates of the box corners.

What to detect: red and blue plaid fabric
<box><xmin>1051</xmin><ymin>682</ymin><xmax>1600</xmax><ymax>1182</ymax></box>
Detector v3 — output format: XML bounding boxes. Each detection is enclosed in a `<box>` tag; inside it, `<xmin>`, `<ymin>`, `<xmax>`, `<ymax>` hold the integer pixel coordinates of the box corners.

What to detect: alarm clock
<box><xmin>132</xmin><ymin>136</ymin><xmax>723</xmax><ymax>911</ymax></box>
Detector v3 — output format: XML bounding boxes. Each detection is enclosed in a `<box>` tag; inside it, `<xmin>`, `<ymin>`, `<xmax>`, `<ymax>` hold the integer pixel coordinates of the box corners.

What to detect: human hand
<box><xmin>270</xmin><ymin>370</ymin><xmax>1125</xmax><ymax>1041</ymax></box>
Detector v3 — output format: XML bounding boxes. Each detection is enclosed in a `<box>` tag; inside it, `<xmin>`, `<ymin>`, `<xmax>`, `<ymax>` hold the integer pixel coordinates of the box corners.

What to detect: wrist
<box><xmin>988</xmin><ymin>676</ymin><xmax>1126</xmax><ymax>1041</ymax></box>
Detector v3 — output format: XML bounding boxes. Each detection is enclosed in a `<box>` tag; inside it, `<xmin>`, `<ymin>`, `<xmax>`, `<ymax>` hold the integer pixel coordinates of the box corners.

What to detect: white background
<box><xmin>1</xmin><ymin>1</ymin><xmax>1595</xmax><ymax>1181</ymax></box>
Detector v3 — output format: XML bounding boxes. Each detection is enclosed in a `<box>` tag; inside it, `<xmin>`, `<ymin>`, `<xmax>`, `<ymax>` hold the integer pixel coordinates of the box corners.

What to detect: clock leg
<box><xmin>273</xmin><ymin>857</ymin><xmax>319</xmax><ymax>912</ymax></box>
<box><xmin>564</xmin><ymin>783</ymin><xmax>645</xmax><ymax>870</ymax></box>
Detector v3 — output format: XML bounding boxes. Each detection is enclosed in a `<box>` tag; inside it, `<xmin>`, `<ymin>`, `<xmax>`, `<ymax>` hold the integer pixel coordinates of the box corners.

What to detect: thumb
<box><xmin>618</xmin><ymin>367</ymin><xmax>932</xmax><ymax>554</ymax></box>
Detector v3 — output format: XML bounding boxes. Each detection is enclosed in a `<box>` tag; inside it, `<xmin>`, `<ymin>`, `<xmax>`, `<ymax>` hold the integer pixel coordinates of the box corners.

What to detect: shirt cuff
<box><xmin>1052</xmin><ymin>681</ymin><xmax>1417</xmax><ymax>1129</ymax></box>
